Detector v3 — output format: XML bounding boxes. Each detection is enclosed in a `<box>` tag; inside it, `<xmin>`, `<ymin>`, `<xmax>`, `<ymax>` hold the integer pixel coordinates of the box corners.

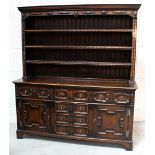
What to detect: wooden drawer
<box><xmin>92</xmin><ymin>90</ymin><xmax>134</xmax><ymax>105</ymax></box>
<box><xmin>16</xmin><ymin>85</ymin><xmax>53</xmax><ymax>100</ymax></box>
<box><xmin>54</xmin><ymin>89</ymin><xmax>70</xmax><ymax>100</ymax></box>
<box><xmin>74</xmin><ymin>103</ymin><xmax>88</xmax><ymax>114</ymax></box>
<box><xmin>112</xmin><ymin>92</ymin><xmax>134</xmax><ymax>104</ymax></box>
<box><xmin>73</xmin><ymin>90</ymin><xmax>89</xmax><ymax>101</ymax></box>
<box><xmin>55</xmin><ymin>101</ymin><xmax>70</xmax><ymax>113</ymax></box>
<box><xmin>74</xmin><ymin>115</ymin><xmax>88</xmax><ymax>125</ymax></box>
<box><xmin>55</xmin><ymin>125</ymin><xmax>70</xmax><ymax>135</ymax></box>
<box><xmin>55</xmin><ymin>113</ymin><xmax>70</xmax><ymax>124</ymax></box>
<box><xmin>92</xmin><ymin>91</ymin><xmax>110</xmax><ymax>103</ymax></box>
<box><xmin>73</xmin><ymin>126</ymin><xmax>88</xmax><ymax>137</ymax></box>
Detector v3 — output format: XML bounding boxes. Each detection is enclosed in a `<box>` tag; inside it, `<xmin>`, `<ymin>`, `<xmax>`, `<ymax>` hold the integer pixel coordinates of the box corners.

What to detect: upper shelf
<box><xmin>24</xmin><ymin>29</ymin><xmax>133</xmax><ymax>33</ymax></box>
<box><xmin>25</xmin><ymin>45</ymin><xmax>132</xmax><ymax>50</ymax></box>
<box><xmin>25</xmin><ymin>60</ymin><xmax>131</xmax><ymax>67</ymax></box>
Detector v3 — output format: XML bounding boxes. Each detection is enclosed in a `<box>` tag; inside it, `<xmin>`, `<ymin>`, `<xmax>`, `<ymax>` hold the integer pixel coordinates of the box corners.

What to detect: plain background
<box><xmin>9</xmin><ymin>0</ymin><xmax>144</xmax><ymax>123</ymax></box>
<box><xmin>3</xmin><ymin>0</ymin><xmax>155</xmax><ymax>154</ymax></box>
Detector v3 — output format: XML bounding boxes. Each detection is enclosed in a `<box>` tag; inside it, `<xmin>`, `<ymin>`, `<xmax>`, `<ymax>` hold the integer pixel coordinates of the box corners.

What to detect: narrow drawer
<box><xmin>74</xmin><ymin>115</ymin><xmax>88</xmax><ymax>125</ymax></box>
<box><xmin>55</xmin><ymin>125</ymin><xmax>70</xmax><ymax>135</ymax></box>
<box><xmin>74</xmin><ymin>103</ymin><xmax>88</xmax><ymax>114</ymax></box>
<box><xmin>73</xmin><ymin>90</ymin><xmax>89</xmax><ymax>101</ymax></box>
<box><xmin>55</xmin><ymin>113</ymin><xmax>70</xmax><ymax>124</ymax></box>
<box><xmin>55</xmin><ymin>101</ymin><xmax>70</xmax><ymax>113</ymax></box>
<box><xmin>112</xmin><ymin>92</ymin><xmax>134</xmax><ymax>104</ymax></box>
<box><xmin>92</xmin><ymin>91</ymin><xmax>110</xmax><ymax>103</ymax></box>
<box><xmin>54</xmin><ymin>89</ymin><xmax>70</xmax><ymax>100</ymax></box>
<box><xmin>73</xmin><ymin>126</ymin><xmax>88</xmax><ymax>137</ymax></box>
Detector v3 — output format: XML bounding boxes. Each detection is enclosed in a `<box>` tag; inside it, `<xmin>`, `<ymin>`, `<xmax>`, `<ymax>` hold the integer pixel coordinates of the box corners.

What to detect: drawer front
<box><xmin>73</xmin><ymin>90</ymin><xmax>89</xmax><ymax>101</ymax></box>
<box><xmin>74</xmin><ymin>115</ymin><xmax>88</xmax><ymax>125</ymax></box>
<box><xmin>92</xmin><ymin>90</ymin><xmax>134</xmax><ymax>105</ymax></box>
<box><xmin>54</xmin><ymin>89</ymin><xmax>70</xmax><ymax>100</ymax></box>
<box><xmin>55</xmin><ymin>125</ymin><xmax>70</xmax><ymax>135</ymax></box>
<box><xmin>74</xmin><ymin>127</ymin><xmax>88</xmax><ymax>137</ymax></box>
<box><xmin>55</xmin><ymin>114</ymin><xmax>70</xmax><ymax>124</ymax></box>
<box><xmin>74</xmin><ymin>104</ymin><xmax>88</xmax><ymax>114</ymax></box>
<box><xmin>16</xmin><ymin>85</ymin><xmax>53</xmax><ymax>100</ymax></box>
<box><xmin>112</xmin><ymin>92</ymin><xmax>134</xmax><ymax>104</ymax></box>
<box><xmin>92</xmin><ymin>91</ymin><xmax>110</xmax><ymax>103</ymax></box>
<box><xmin>55</xmin><ymin>101</ymin><xmax>70</xmax><ymax>113</ymax></box>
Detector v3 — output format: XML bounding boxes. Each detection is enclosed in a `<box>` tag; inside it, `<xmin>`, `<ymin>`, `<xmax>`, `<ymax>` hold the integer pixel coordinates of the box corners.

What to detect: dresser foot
<box><xmin>16</xmin><ymin>130</ymin><xmax>24</xmax><ymax>139</ymax></box>
<box><xmin>121</xmin><ymin>141</ymin><xmax>133</xmax><ymax>151</ymax></box>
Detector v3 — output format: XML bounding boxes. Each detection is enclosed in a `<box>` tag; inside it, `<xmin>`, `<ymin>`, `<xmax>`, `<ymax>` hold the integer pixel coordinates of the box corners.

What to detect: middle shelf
<box><xmin>25</xmin><ymin>60</ymin><xmax>131</xmax><ymax>67</ymax></box>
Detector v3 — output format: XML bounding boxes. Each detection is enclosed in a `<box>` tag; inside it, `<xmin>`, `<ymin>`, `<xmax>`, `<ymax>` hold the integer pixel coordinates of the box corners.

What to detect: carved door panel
<box><xmin>17</xmin><ymin>99</ymin><xmax>51</xmax><ymax>132</ymax></box>
<box><xmin>94</xmin><ymin>105</ymin><xmax>132</xmax><ymax>140</ymax></box>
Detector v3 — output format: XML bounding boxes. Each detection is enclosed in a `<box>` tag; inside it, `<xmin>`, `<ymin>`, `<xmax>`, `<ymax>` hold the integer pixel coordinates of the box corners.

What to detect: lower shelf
<box><xmin>17</xmin><ymin>130</ymin><xmax>133</xmax><ymax>150</ymax></box>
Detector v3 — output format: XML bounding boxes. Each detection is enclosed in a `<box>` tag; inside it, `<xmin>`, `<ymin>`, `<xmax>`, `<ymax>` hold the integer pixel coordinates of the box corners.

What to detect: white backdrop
<box><xmin>9</xmin><ymin>0</ymin><xmax>144</xmax><ymax>123</ymax></box>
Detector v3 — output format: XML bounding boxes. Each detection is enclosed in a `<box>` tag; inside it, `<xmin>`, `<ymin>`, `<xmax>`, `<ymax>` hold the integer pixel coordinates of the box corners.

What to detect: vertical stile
<box><xmin>22</xmin><ymin>14</ymin><xmax>27</xmax><ymax>78</ymax></box>
<box><xmin>130</xmin><ymin>14</ymin><xmax>137</xmax><ymax>82</ymax></box>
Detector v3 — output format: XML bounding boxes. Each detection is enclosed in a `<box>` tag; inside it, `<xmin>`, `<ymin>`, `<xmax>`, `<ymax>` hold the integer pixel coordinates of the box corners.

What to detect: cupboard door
<box><xmin>17</xmin><ymin>99</ymin><xmax>51</xmax><ymax>132</ymax></box>
<box><xmin>94</xmin><ymin>105</ymin><xmax>132</xmax><ymax>140</ymax></box>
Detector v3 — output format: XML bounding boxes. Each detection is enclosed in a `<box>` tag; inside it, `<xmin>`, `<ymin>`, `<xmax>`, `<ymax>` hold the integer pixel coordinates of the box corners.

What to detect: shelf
<box><xmin>13</xmin><ymin>77</ymin><xmax>137</xmax><ymax>90</ymax></box>
<box><xmin>24</xmin><ymin>29</ymin><xmax>133</xmax><ymax>33</ymax></box>
<box><xmin>25</xmin><ymin>45</ymin><xmax>132</xmax><ymax>50</ymax></box>
<box><xmin>25</xmin><ymin>60</ymin><xmax>131</xmax><ymax>67</ymax></box>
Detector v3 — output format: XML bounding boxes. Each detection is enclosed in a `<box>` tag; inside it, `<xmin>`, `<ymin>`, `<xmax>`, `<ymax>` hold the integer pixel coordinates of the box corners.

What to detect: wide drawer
<box><xmin>92</xmin><ymin>90</ymin><xmax>134</xmax><ymax>105</ymax></box>
<box><xmin>16</xmin><ymin>85</ymin><xmax>53</xmax><ymax>100</ymax></box>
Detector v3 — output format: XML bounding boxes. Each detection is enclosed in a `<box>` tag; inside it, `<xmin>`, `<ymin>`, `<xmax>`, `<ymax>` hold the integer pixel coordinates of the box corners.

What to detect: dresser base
<box><xmin>16</xmin><ymin>130</ymin><xmax>133</xmax><ymax>151</ymax></box>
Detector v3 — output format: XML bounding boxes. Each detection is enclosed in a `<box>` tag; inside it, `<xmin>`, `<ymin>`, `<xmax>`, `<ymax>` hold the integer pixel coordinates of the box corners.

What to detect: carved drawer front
<box><xmin>16</xmin><ymin>85</ymin><xmax>53</xmax><ymax>100</ymax></box>
<box><xmin>94</xmin><ymin>105</ymin><xmax>131</xmax><ymax>140</ymax></box>
<box><xmin>74</xmin><ymin>115</ymin><xmax>88</xmax><ymax>125</ymax></box>
<box><xmin>18</xmin><ymin>100</ymin><xmax>50</xmax><ymax>132</ymax></box>
<box><xmin>35</xmin><ymin>88</ymin><xmax>52</xmax><ymax>99</ymax></box>
<box><xmin>55</xmin><ymin>125</ymin><xmax>70</xmax><ymax>135</ymax></box>
<box><xmin>74</xmin><ymin>104</ymin><xmax>88</xmax><ymax>114</ymax></box>
<box><xmin>92</xmin><ymin>91</ymin><xmax>110</xmax><ymax>103</ymax></box>
<box><xmin>55</xmin><ymin>101</ymin><xmax>70</xmax><ymax>113</ymax></box>
<box><xmin>54</xmin><ymin>89</ymin><xmax>70</xmax><ymax>100</ymax></box>
<box><xmin>16</xmin><ymin>86</ymin><xmax>32</xmax><ymax>97</ymax></box>
<box><xmin>112</xmin><ymin>92</ymin><xmax>134</xmax><ymax>104</ymax></box>
<box><xmin>73</xmin><ymin>127</ymin><xmax>88</xmax><ymax>137</ymax></box>
<box><xmin>73</xmin><ymin>90</ymin><xmax>89</xmax><ymax>101</ymax></box>
<box><xmin>55</xmin><ymin>114</ymin><xmax>70</xmax><ymax>124</ymax></box>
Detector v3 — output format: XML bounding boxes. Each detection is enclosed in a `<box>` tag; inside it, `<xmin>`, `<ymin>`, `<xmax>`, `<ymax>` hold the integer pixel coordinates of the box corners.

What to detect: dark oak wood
<box><xmin>14</xmin><ymin>4</ymin><xmax>141</xmax><ymax>150</ymax></box>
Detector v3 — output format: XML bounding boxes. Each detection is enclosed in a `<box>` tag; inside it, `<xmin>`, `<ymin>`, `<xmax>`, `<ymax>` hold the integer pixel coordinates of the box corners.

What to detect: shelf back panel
<box><xmin>25</xmin><ymin>32</ymin><xmax>132</xmax><ymax>46</ymax></box>
<box><xmin>26</xmin><ymin>49</ymin><xmax>131</xmax><ymax>63</ymax></box>
<box><xmin>26</xmin><ymin>64</ymin><xmax>130</xmax><ymax>79</ymax></box>
<box><xmin>25</xmin><ymin>15</ymin><xmax>132</xmax><ymax>29</ymax></box>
